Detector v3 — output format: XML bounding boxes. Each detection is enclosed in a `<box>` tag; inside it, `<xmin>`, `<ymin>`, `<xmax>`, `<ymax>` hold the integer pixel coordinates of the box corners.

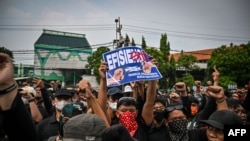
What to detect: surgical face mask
<box><xmin>55</xmin><ymin>100</ymin><xmax>70</xmax><ymax>110</ymax></box>
<box><xmin>108</xmin><ymin>102</ymin><xmax>117</xmax><ymax>110</ymax></box>
<box><xmin>22</xmin><ymin>97</ymin><xmax>29</xmax><ymax>105</ymax></box>
<box><xmin>72</xmin><ymin>98</ymin><xmax>78</xmax><ymax>103</ymax></box>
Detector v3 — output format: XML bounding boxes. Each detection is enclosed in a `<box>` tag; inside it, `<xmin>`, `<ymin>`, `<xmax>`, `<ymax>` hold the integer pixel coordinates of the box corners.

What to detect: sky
<box><xmin>0</xmin><ymin>0</ymin><xmax>249</xmax><ymax>65</ymax></box>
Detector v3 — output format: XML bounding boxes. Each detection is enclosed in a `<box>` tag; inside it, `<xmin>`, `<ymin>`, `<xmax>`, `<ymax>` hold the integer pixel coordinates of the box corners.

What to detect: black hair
<box><xmin>109</xmin><ymin>93</ymin><xmax>123</xmax><ymax>101</ymax></box>
<box><xmin>117</xmin><ymin>98</ymin><xmax>138</xmax><ymax>109</ymax></box>
<box><xmin>189</xmin><ymin>95</ymin><xmax>199</xmax><ymax>104</ymax></box>
<box><xmin>102</xmin><ymin>124</ymin><xmax>135</xmax><ymax>141</ymax></box>
<box><xmin>165</xmin><ymin>103</ymin><xmax>189</xmax><ymax>119</ymax></box>
<box><xmin>227</xmin><ymin>98</ymin><xmax>242</xmax><ymax>109</ymax></box>
<box><xmin>154</xmin><ymin>97</ymin><xmax>166</xmax><ymax>107</ymax></box>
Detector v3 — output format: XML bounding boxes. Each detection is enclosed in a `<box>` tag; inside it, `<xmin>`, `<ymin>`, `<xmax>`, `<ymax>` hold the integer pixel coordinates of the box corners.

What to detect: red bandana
<box><xmin>119</xmin><ymin>112</ymin><xmax>138</xmax><ymax>137</ymax></box>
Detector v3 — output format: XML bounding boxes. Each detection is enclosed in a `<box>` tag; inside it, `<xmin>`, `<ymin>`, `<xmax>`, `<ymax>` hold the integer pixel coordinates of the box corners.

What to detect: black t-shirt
<box><xmin>188</xmin><ymin>128</ymin><xmax>207</xmax><ymax>141</ymax></box>
<box><xmin>149</xmin><ymin>124</ymin><xmax>170</xmax><ymax>141</ymax></box>
<box><xmin>149</xmin><ymin>124</ymin><xmax>207</xmax><ymax>141</ymax></box>
<box><xmin>36</xmin><ymin>114</ymin><xmax>59</xmax><ymax>141</ymax></box>
<box><xmin>111</xmin><ymin>115</ymin><xmax>150</xmax><ymax>141</ymax></box>
<box><xmin>133</xmin><ymin>116</ymin><xmax>150</xmax><ymax>141</ymax></box>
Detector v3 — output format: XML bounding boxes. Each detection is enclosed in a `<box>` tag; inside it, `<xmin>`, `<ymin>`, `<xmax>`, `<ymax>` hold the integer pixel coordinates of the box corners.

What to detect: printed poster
<box><xmin>102</xmin><ymin>46</ymin><xmax>162</xmax><ymax>87</ymax></box>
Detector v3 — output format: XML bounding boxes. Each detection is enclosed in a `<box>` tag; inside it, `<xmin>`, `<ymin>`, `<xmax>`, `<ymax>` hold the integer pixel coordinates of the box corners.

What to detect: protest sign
<box><xmin>102</xmin><ymin>46</ymin><xmax>162</xmax><ymax>87</ymax></box>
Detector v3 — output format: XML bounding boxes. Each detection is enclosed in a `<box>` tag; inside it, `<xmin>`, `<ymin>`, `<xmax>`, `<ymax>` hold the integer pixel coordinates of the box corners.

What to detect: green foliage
<box><xmin>159</xmin><ymin>33</ymin><xmax>170</xmax><ymax>62</ymax></box>
<box><xmin>144</xmin><ymin>47</ymin><xmax>166</xmax><ymax>89</ymax></box>
<box><xmin>168</xmin><ymin>55</ymin><xmax>176</xmax><ymax>88</ymax></box>
<box><xmin>124</xmin><ymin>34</ymin><xmax>130</xmax><ymax>46</ymax></box>
<box><xmin>86</xmin><ymin>46</ymin><xmax>110</xmax><ymax>83</ymax></box>
<box><xmin>207</xmin><ymin>43</ymin><xmax>250</xmax><ymax>86</ymax></box>
<box><xmin>131</xmin><ymin>38</ymin><xmax>136</xmax><ymax>46</ymax></box>
<box><xmin>218</xmin><ymin>76</ymin><xmax>237</xmax><ymax>90</ymax></box>
<box><xmin>177</xmin><ymin>53</ymin><xmax>199</xmax><ymax>73</ymax></box>
<box><xmin>141</xmin><ymin>36</ymin><xmax>147</xmax><ymax>50</ymax></box>
<box><xmin>180</xmin><ymin>73</ymin><xmax>195</xmax><ymax>88</ymax></box>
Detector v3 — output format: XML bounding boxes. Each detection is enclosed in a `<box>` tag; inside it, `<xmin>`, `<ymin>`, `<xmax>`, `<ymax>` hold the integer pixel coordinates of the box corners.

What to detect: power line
<box><xmin>0</xmin><ymin>24</ymin><xmax>248</xmax><ymax>42</ymax></box>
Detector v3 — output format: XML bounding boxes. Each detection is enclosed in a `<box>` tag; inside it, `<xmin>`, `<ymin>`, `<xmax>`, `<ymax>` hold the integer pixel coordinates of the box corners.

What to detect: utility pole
<box><xmin>114</xmin><ymin>17</ymin><xmax>125</xmax><ymax>49</ymax></box>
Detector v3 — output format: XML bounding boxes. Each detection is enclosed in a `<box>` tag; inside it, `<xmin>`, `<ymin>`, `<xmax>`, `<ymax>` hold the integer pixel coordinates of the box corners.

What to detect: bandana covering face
<box><xmin>119</xmin><ymin>112</ymin><xmax>138</xmax><ymax>137</ymax></box>
<box><xmin>168</xmin><ymin>119</ymin><xmax>189</xmax><ymax>141</ymax></box>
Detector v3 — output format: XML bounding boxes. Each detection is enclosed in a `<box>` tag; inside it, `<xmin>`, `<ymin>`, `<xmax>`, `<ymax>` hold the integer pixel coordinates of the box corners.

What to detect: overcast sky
<box><xmin>0</xmin><ymin>0</ymin><xmax>249</xmax><ymax>64</ymax></box>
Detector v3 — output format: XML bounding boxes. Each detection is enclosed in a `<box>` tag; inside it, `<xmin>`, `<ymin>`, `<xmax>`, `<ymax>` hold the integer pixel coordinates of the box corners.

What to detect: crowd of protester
<box><xmin>0</xmin><ymin>52</ymin><xmax>249</xmax><ymax>141</ymax></box>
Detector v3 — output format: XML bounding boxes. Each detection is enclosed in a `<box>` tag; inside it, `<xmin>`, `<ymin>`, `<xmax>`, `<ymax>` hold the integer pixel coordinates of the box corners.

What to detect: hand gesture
<box><xmin>130</xmin><ymin>81</ymin><xmax>136</xmax><ymax>89</ymax></box>
<box><xmin>207</xmin><ymin>85</ymin><xmax>225</xmax><ymax>101</ymax></box>
<box><xmin>212</xmin><ymin>66</ymin><xmax>220</xmax><ymax>86</ymax></box>
<box><xmin>169</xmin><ymin>92</ymin><xmax>180</xmax><ymax>100</ymax></box>
<box><xmin>194</xmin><ymin>80</ymin><xmax>201</xmax><ymax>87</ymax></box>
<box><xmin>99</xmin><ymin>61</ymin><xmax>108</xmax><ymax>79</ymax></box>
<box><xmin>32</xmin><ymin>78</ymin><xmax>45</xmax><ymax>89</ymax></box>
<box><xmin>150</xmin><ymin>58</ymin><xmax>158</xmax><ymax>66</ymax></box>
<box><xmin>77</xmin><ymin>80</ymin><xmax>94</xmax><ymax>99</ymax></box>
<box><xmin>19</xmin><ymin>89</ymin><xmax>33</xmax><ymax>100</ymax></box>
<box><xmin>174</xmin><ymin>82</ymin><xmax>186</xmax><ymax>92</ymax></box>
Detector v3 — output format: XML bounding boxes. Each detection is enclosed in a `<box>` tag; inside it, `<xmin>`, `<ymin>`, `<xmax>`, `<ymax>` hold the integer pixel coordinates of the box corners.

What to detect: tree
<box><xmin>180</xmin><ymin>73</ymin><xmax>195</xmax><ymax>89</ymax></box>
<box><xmin>168</xmin><ymin>55</ymin><xmax>176</xmax><ymax>88</ymax></box>
<box><xmin>207</xmin><ymin>43</ymin><xmax>250</xmax><ymax>87</ymax></box>
<box><xmin>131</xmin><ymin>38</ymin><xmax>136</xmax><ymax>46</ymax></box>
<box><xmin>159</xmin><ymin>33</ymin><xmax>170</xmax><ymax>63</ymax></box>
<box><xmin>159</xmin><ymin>33</ymin><xmax>171</xmax><ymax>89</ymax></box>
<box><xmin>86</xmin><ymin>46</ymin><xmax>110</xmax><ymax>83</ymax></box>
<box><xmin>177</xmin><ymin>51</ymin><xmax>199</xmax><ymax>74</ymax></box>
<box><xmin>124</xmin><ymin>34</ymin><xmax>130</xmax><ymax>46</ymax></box>
<box><xmin>141</xmin><ymin>36</ymin><xmax>147</xmax><ymax>50</ymax></box>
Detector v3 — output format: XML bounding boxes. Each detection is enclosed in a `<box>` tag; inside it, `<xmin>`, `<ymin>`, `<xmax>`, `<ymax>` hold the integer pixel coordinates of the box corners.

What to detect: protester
<box><xmin>33</xmin><ymin>78</ymin><xmax>53</xmax><ymax>116</ymax></box>
<box><xmin>187</xmin><ymin>95</ymin><xmax>200</xmax><ymax>130</ymax></box>
<box><xmin>106</xmin><ymin>87</ymin><xmax>124</xmax><ymax>124</ymax></box>
<box><xmin>47</xmin><ymin>102</ymin><xmax>83</xmax><ymax>141</ymax></box>
<box><xmin>62</xmin><ymin>113</ymin><xmax>135</xmax><ymax>141</ymax></box>
<box><xmin>123</xmin><ymin>85</ymin><xmax>133</xmax><ymax>97</ymax></box>
<box><xmin>199</xmin><ymin>110</ymin><xmax>243</xmax><ymax>141</ymax></box>
<box><xmin>0</xmin><ymin>53</ymin><xmax>38</xmax><ymax>141</ymax></box>
<box><xmin>148</xmin><ymin>98</ymin><xmax>169</xmax><ymax>141</ymax></box>
<box><xmin>19</xmin><ymin>85</ymin><xmax>44</xmax><ymax>123</ymax></box>
<box><xmin>36</xmin><ymin>88</ymin><xmax>73</xmax><ymax>141</ymax></box>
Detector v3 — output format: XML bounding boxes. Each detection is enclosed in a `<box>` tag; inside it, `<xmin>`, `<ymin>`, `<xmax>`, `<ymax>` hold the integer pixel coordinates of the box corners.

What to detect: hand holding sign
<box><xmin>99</xmin><ymin>61</ymin><xmax>108</xmax><ymax>80</ymax></box>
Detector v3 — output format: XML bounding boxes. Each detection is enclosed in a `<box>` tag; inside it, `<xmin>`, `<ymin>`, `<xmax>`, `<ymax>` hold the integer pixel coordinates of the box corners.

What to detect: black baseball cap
<box><xmin>54</xmin><ymin>88</ymin><xmax>72</xmax><ymax>97</ymax></box>
<box><xmin>199</xmin><ymin>110</ymin><xmax>243</xmax><ymax>129</ymax></box>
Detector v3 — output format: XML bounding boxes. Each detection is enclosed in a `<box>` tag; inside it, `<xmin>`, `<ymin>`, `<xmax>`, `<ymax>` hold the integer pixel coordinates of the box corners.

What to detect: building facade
<box><xmin>34</xmin><ymin>29</ymin><xmax>92</xmax><ymax>86</ymax></box>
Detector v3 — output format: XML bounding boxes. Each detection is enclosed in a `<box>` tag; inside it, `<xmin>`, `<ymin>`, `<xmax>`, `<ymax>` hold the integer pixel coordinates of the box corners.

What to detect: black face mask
<box><xmin>153</xmin><ymin>110</ymin><xmax>166</xmax><ymax>122</ymax></box>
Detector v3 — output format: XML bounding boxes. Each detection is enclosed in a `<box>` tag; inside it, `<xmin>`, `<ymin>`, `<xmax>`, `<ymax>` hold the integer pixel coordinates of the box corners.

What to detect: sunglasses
<box><xmin>118</xmin><ymin>96</ymin><xmax>136</xmax><ymax>102</ymax></box>
<box><xmin>166</xmin><ymin>104</ymin><xmax>183</xmax><ymax>112</ymax></box>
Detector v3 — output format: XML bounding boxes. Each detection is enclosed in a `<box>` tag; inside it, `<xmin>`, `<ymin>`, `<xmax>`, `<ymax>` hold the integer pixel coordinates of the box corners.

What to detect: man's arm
<box><xmin>141</xmin><ymin>59</ymin><xmax>158</xmax><ymax>125</ymax></box>
<box><xmin>0</xmin><ymin>53</ymin><xmax>38</xmax><ymax>141</ymax></box>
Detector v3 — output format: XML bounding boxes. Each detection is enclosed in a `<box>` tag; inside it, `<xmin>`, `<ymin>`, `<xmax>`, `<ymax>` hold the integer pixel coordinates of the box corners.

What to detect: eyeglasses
<box><xmin>166</xmin><ymin>104</ymin><xmax>183</xmax><ymax>112</ymax></box>
<box><xmin>118</xmin><ymin>96</ymin><xmax>136</xmax><ymax>102</ymax></box>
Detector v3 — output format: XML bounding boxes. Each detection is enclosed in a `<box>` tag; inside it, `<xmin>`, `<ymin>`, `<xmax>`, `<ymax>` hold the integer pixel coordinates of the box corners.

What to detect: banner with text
<box><xmin>103</xmin><ymin>46</ymin><xmax>162</xmax><ymax>87</ymax></box>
